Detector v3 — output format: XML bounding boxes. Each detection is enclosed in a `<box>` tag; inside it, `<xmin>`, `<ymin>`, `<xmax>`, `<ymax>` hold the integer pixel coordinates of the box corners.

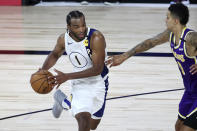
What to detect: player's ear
<box><xmin>174</xmin><ymin>18</ymin><xmax>179</xmax><ymax>25</ymax></box>
<box><xmin>67</xmin><ymin>24</ymin><xmax>71</xmax><ymax>30</ymax></box>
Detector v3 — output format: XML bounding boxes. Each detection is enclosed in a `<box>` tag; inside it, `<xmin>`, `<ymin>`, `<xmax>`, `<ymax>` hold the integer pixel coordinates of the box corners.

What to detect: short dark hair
<box><xmin>168</xmin><ymin>3</ymin><xmax>189</xmax><ymax>25</ymax></box>
<box><xmin>66</xmin><ymin>10</ymin><xmax>84</xmax><ymax>25</ymax></box>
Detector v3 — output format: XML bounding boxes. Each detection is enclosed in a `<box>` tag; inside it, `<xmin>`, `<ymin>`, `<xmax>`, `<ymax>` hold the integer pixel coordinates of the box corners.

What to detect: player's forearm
<box><xmin>41</xmin><ymin>52</ymin><xmax>59</xmax><ymax>70</ymax></box>
<box><xmin>66</xmin><ymin>65</ymin><xmax>104</xmax><ymax>80</ymax></box>
<box><xmin>124</xmin><ymin>39</ymin><xmax>156</xmax><ymax>59</ymax></box>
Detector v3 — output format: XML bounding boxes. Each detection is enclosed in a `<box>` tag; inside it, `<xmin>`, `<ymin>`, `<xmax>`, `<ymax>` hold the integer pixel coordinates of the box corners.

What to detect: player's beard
<box><xmin>70</xmin><ymin>29</ymin><xmax>87</xmax><ymax>41</ymax></box>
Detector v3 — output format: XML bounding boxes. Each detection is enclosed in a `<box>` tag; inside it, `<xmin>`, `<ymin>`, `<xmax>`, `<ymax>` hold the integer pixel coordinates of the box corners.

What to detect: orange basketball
<box><xmin>30</xmin><ymin>70</ymin><xmax>54</xmax><ymax>94</ymax></box>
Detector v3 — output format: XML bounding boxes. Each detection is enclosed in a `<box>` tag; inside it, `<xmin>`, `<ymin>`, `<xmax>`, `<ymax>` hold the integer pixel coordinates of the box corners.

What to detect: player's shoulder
<box><xmin>187</xmin><ymin>30</ymin><xmax>196</xmax><ymax>35</ymax></box>
<box><xmin>89</xmin><ymin>28</ymin><xmax>106</xmax><ymax>48</ymax></box>
<box><xmin>59</xmin><ymin>33</ymin><xmax>65</xmax><ymax>39</ymax></box>
<box><xmin>186</xmin><ymin>30</ymin><xmax>197</xmax><ymax>42</ymax></box>
<box><xmin>56</xmin><ymin>33</ymin><xmax>65</xmax><ymax>47</ymax></box>
<box><xmin>57</xmin><ymin>33</ymin><xmax>65</xmax><ymax>42</ymax></box>
<box><xmin>91</xmin><ymin>29</ymin><xmax>104</xmax><ymax>40</ymax></box>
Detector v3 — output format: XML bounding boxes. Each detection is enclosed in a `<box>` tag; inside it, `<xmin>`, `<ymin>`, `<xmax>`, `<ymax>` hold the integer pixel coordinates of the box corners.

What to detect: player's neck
<box><xmin>173</xmin><ymin>25</ymin><xmax>186</xmax><ymax>40</ymax></box>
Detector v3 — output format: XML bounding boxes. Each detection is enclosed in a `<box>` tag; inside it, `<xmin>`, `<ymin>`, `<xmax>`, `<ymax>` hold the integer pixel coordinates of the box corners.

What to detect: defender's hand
<box><xmin>106</xmin><ymin>54</ymin><xmax>127</xmax><ymax>68</ymax></box>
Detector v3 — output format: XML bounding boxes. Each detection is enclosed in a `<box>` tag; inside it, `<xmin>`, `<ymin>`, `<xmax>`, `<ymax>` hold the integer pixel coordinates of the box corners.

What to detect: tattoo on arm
<box><xmin>126</xmin><ymin>29</ymin><xmax>170</xmax><ymax>58</ymax></box>
<box><xmin>187</xmin><ymin>32</ymin><xmax>197</xmax><ymax>48</ymax></box>
<box><xmin>126</xmin><ymin>40</ymin><xmax>154</xmax><ymax>57</ymax></box>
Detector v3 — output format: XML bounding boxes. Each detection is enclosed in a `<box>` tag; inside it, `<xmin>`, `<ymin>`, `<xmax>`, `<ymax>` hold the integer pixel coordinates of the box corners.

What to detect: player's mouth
<box><xmin>78</xmin><ymin>33</ymin><xmax>85</xmax><ymax>38</ymax></box>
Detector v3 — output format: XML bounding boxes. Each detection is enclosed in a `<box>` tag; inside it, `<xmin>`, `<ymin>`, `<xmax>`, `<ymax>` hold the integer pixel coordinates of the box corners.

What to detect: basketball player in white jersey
<box><xmin>41</xmin><ymin>10</ymin><xmax>109</xmax><ymax>131</ymax></box>
<box><xmin>107</xmin><ymin>3</ymin><xmax>197</xmax><ymax>131</ymax></box>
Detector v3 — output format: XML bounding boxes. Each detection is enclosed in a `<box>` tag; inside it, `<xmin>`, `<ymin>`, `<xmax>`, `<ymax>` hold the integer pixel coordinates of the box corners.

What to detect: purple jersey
<box><xmin>170</xmin><ymin>27</ymin><xmax>197</xmax><ymax>92</ymax></box>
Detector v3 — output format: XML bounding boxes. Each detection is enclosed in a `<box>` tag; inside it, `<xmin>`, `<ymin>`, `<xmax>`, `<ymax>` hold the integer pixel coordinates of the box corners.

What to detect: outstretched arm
<box><xmin>107</xmin><ymin>29</ymin><xmax>171</xmax><ymax>67</ymax></box>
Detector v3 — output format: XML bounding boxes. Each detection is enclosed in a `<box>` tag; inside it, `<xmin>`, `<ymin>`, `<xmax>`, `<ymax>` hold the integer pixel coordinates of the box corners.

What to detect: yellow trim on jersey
<box><xmin>70</xmin><ymin>94</ymin><xmax>73</xmax><ymax>102</ymax></box>
<box><xmin>174</xmin><ymin>27</ymin><xmax>187</xmax><ymax>49</ymax></box>
<box><xmin>169</xmin><ymin>32</ymin><xmax>173</xmax><ymax>43</ymax></box>
<box><xmin>186</xmin><ymin>107</ymin><xmax>197</xmax><ymax>117</ymax></box>
<box><xmin>83</xmin><ymin>39</ymin><xmax>89</xmax><ymax>47</ymax></box>
<box><xmin>177</xmin><ymin>61</ymin><xmax>185</xmax><ymax>75</ymax></box>
<box><xmin>178</xmin><ymin>112</ymin><xmax>186</xmax><ymax>119</ymax></box>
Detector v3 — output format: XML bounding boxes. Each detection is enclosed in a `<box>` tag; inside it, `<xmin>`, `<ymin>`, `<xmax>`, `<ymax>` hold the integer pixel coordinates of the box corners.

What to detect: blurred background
<box><xmin>0</xmin><ymin>0</ymin><xmax>197</xmax><ymax>6</ymax></box>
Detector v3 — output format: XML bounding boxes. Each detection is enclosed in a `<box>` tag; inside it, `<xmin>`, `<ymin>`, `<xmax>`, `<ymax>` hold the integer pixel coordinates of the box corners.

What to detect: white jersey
<box><xmin>64</xmin><ymin>28</ymin><xmax>109</xmax><ymax>119</ymax></box>
<box><xmin>64</xmin><ymin>27</ymin><xmax>109</xmax><ymax>85</ymax></box>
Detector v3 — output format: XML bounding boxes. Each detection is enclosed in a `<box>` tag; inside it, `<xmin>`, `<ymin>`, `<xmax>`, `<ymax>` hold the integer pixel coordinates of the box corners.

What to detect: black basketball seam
<box><xmin>31</xmin><ymin>76</ymin><xmax>47</xmax><ymax>85</ymax></box>
<box><xmin>41</xmin><ymin>81</ymin><xmax>49</xmax><ymax>93</ymax></box>
<box><xmin>37</xmin><ymin>77</ymin><xmax>47</xmax><ymax>93</ymax></box>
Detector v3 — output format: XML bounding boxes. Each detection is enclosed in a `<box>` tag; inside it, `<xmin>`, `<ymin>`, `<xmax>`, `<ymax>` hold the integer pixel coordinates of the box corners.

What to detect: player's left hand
<box><xmin>190</xmin><ymin>64</ymin><xmax>197</xmax><ymax>75</ymax></box>
<box><xmin>48</xmin><ymin>68</ymin><xmax>69</xmax><ymax>89</ymax></box>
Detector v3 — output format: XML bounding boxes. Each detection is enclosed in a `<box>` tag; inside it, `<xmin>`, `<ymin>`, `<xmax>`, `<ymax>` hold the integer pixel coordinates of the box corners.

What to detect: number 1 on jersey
<box><xmin>75</xmin><ymin>55</ymin><xmax>81</xmax><ymax>65</ymax></box>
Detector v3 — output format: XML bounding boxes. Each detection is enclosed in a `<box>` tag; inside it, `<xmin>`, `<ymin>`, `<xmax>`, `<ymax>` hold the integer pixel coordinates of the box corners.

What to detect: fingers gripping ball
<box><xmin>30</xmin><ymin>70</ymin><xmax>54</xmax><ymax>94</ymax></box>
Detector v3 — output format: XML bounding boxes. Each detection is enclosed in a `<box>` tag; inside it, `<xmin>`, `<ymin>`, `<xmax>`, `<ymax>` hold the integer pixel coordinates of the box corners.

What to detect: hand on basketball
<box><xmin>190</xmin><ymin>64</ymin><xmax>197</xmax><ymax>75</ymax></box>
<box><xmin>48</xmin><ymin>69</ymin><xmax>69</xmax><ymax>89</ymax></box>
<box><xmin>106</xmin><ymin>54</ymin><xmax>127</xmax><ymax>67</ymax></box>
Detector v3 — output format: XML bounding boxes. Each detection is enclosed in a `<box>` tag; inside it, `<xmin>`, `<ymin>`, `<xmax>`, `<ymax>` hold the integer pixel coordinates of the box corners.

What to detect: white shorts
<box><xmin>70</xmin><ymin>76</ymin><xmax>109</xmax><ymax>119</ymax></box>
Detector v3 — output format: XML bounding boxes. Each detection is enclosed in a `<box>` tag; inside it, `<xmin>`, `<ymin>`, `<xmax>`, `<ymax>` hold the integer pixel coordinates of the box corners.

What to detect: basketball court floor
<box><xmin>0</xmin><ymin>2</ymin><xmax>197</xmax><ymax>131</ymax></box>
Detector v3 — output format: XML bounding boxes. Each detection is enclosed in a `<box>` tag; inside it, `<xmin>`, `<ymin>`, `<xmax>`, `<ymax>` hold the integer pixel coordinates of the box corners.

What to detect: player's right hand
<box><xmin>190</xmin><ymin>64</ymin><xmax>197</xmax><ymax>75</ymax></box>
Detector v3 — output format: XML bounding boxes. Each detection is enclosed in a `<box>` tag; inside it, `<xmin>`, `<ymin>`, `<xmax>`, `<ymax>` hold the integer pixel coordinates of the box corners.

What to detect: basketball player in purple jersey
<box><xmin>107</xmin><ymin>3</ymin><xmax>197</xmax><ymax>131</ymax></box>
